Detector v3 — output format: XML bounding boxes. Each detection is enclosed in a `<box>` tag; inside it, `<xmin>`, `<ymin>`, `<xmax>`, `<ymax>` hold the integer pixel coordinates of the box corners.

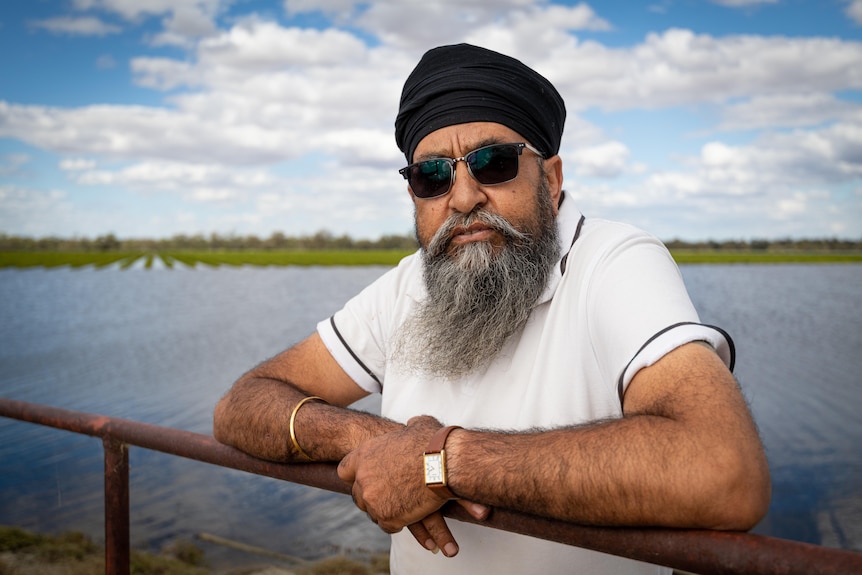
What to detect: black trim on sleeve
<box><xmin>329</xmin><ymin>316</ymin><xmax>383</xmax><ymax>389</ymax></box>
<box><xmin>616</xmin><ymin>322</ymin><xmax>736</xmax><ymax>404</ymax></box>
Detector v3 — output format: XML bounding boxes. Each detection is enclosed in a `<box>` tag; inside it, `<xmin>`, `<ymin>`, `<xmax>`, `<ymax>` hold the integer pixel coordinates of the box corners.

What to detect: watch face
<box><xmin>424</xmin><ymin>453</ymin><xmax>444</xmax><ymax>484</ymax></box>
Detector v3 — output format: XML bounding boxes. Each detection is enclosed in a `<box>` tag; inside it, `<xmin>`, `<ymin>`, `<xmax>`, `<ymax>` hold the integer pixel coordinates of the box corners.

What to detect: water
<box><xmin>1</xmin><ymin>263</ymin><xmax>860</xmax><ymax>567</ymax></box>
<box><xmin>681</xmin><ymin>265</ymin><xmax>862</xmax><ymax>550</ymax></box>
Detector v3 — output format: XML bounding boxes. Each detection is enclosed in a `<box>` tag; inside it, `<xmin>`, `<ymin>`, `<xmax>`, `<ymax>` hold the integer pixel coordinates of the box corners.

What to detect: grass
<box><xmin>162</xmin><ymin>250</ymin><xmax>414</xmax><ymax>267</ymax></box>
<box><xmin>1</xmin><ymin>249</ymin><xmax>860</xmax><ymax>270</ymax></box>
<box><xmin>0</xmin><ymin>250</ymin><xmax>414</xmax><ymax>269</ymax></box>
<box><xmin>0</xmin><ymin>526</ymin><xmax>209</xmax><ymax>575</ymax></box>
<box><xmin>0</xmin><ymin>527</ymin><xmax>389</xmax><ymax>575</ymax></box>
<box><xmin>668</xmin><ymin>249</ymin><xmax>862</xmax><ymax>264</ymax></box>
<box><xmin>0</xmin><ymin>252</ymin><xmax>141</xmax><ymax>269</ymax></box>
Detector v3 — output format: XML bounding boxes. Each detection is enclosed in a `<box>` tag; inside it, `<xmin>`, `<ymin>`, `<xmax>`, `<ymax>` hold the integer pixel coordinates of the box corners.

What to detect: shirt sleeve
<box><xmin>316</xmin><ymin>252</ymin><xmax>423</xmax><ymax>395</ymax></box>
<box><xmin>580</xmin><ymin>222</ymin><xmax>734</xmax><ymax>399</ymax></box>
<box><xmin>617</xmin><ymin>322</ymin><xmax>734</xmax><ymax>400</ymax></box>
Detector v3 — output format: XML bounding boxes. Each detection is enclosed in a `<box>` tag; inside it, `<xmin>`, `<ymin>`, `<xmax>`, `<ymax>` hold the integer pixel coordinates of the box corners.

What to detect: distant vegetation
<box><xmin>0</xmin><ymin>231</ymin><xmax>419</xmax><ymax>252</ymax></box>
<box><xmin>1</xmin><ymin>232</ymin><xmax>861</xmax><ymax>268</ymax></box>
<box><xmin>2</xmin><ymin>231</ymin><xmax>861</xmax><ymax>253</ymax></box>
<box><xmin>662</xmin><ymin>237</ymin><xmax>862</xmax><ymax>252</ymax></box>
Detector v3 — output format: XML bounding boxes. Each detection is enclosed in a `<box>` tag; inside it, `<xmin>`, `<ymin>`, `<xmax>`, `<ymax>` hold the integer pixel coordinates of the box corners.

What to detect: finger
<box><xmin>407</xmin><ymin>522</ymin><xmax>440</xmax><ymax>554</ymax></box>
<box><xmin>350</xmin><ymin>483</ymin><xmax>367</xmax><ymax>513</ymax></box>
<box><xmin>337</xmin><ymin>452</ymin><xmax>355</xmax><ymax>483</ymax></box>
<box><xmin>421</xmin><ymin>511</ymin><xmax>459</xmax><ymax>558</ymax></box>
<box><xmin>456</xmin><ymin>499</ymin><xmax>491</xmax><ymax>521</ymax></box>
<box><xmin>377</xmin><ymin>520</ymin><xmax>404</xmax><ymax>535</ymax></box>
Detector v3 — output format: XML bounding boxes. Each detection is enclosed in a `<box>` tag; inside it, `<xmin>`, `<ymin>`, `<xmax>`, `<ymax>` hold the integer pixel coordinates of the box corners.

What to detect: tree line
<box><xmin>663</xmin><ymin>237</ymin><xmax>862</xmax><ymax>251</ymax></box>
<box><xmin>0</xmin><ymin>231</ymin><xmax>419</xmax><ymax>252</ymax></box>
<box><xmin>0</xmin><ymin>231</ymin><xmax>860</xmax><ymax>252</ymax></box>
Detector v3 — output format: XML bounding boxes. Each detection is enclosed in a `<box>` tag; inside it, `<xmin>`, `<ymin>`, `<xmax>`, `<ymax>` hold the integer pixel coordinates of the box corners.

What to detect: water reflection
<box><xmin>1</xmin><ymin>263</ymin><xmax>860</xmax><ymax>566</ymax></box>
<box><xmin>681</xmin><ymin>264</ymin><xmax>862</xmax><ymax>548</ymax></box>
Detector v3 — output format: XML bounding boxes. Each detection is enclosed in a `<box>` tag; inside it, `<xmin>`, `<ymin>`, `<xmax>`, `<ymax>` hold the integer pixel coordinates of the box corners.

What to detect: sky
<box><xmin>1</xmin><ymin>0</ymin><xmax>861</xmax><ymax>242</ymax></box>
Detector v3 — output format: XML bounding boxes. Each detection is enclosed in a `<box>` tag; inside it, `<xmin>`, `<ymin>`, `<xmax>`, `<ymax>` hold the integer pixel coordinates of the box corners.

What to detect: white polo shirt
<box><xmin>317</xmin><ymin>196</ymin><xmax>733</xmax><ymax>575</ymax></box>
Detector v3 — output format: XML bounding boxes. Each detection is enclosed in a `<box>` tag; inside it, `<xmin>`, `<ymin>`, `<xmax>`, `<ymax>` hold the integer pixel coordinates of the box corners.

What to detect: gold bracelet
<box><xmin>289</xmin><ymin>396</ymin><xmax>327</xmax><ymax>461</ymax></box>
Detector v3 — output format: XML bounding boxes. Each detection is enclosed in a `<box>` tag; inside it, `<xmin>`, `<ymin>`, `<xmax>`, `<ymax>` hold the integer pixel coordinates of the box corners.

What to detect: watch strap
<box><xmin>427</xmin><ymin>425</ymin><xmax>462</xmax><ymax>453</ymax></box>
<box><xmin>424</xmin><ymin>425</ymin><xmax>462</xmax><ymax>500</ymax></box>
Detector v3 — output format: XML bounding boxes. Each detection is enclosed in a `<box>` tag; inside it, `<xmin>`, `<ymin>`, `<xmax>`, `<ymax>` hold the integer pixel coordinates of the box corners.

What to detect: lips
<box><xmin>453</xmin><ymin>222</ymin><xmax>493</xmax><ymax>238</ymax></box>
<box><xmin>448</xmin><ymin>222</ymin><xmax>497</xmax><ymax>248</ymax></box>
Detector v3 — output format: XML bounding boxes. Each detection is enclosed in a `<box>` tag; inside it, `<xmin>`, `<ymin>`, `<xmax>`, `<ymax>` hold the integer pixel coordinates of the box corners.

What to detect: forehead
<box><xmin>412</xmin><ymin>122</ymin><xmax>526</xmax><ymax>161</ymax></box>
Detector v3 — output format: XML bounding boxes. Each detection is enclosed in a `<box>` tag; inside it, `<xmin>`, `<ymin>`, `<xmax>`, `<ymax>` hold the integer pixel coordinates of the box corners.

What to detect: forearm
<box><xmin>213</xmin><ymin>376</ymin><xmax>401</xmax><ymax>462</ymax></box>
<box><xmin>445</xmin><ymin>412</ymin><xmax>769</xmax><ymax>530</ymax></box>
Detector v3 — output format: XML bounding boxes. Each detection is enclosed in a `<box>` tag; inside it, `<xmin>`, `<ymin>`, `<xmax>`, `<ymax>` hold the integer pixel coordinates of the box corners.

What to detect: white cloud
<box><xmin>546</xmin><ymin>29</ymin><xmax>862</xmax><ymax>111</ymax></box>
<box><xmin>5</xmin><ymin>2</ymin><xmax>862</xmax><ymax>240</ymax></box>
<box><xmin>131</xmin><ymin>58</ymin><xmax>200</xmax><ymax>90</ymax></box>
<box><xmin>569</xmin><ymin>141</ymin><xmax>631</xmax><ymax>178</ymax></box>
<box><xmin>30</xmin><ymin>16</ymin><xmax>121</xmax><ymax>36</ymax></box>
<box><xmin>565</xmin><ymin>115</ymin><xmax>862</xmax><ymax>240</ymax></box>
<box><xmin>75</xmin><ymin>161</ymin><xmax>275</xmax><ymax>200</ymax></box>
<box><xmin>72</xmin><ymin>0</ymin><xmax>226</xmax><ymax>22</ymax></box>
<box><xmin>60</xmin><ymin>158</ymin><xmax>97</xmax><ymax>171</ymax></box>
<box><xmin>847</xmin><ymin>0</ymin><xmax>862</xmax><ymax>25</ymax></box>
<box><xmin>0</xmin><ymin>186</ymin><xmax>76</xmax><ymax>236</ymax></box>
<box><xmin>0</xmin><ymin>101</ymin><xmax>298</xmax><ymax>165</ymax></box>
<box><xmin>194</xmin><ymin>20</ymin><xmax>370</xmax><ymax>71</ymax></box>
<box><xmin>96</xmin><ymin>54</ymin><xmax>117</xmax><ymax>69</ymax></box>
<box><xmin>251</xmin><ymin>165</ymin><xmax>412</xmax><ymax>237</ymax></box>
<box><xmin>718</xmin><ymin>94</ymin><xmax>862</xmax><ymax>131</ymax></box>
<box><xmin>0</xmin><ymin>18</ymin><xmax>414</xmax><ymax>171</ymax></box>
<box><xmin>694</xmin><ymin>121</ymin><xmax>862</xmax><ymax>194</ymax></box>
<box><xmin>355</xmin><ymin>1</ymin><xmax>610</xmax><ymax>54</ymax></box>
<box><xmin>72</xmin><ymin>0</ymin><xmax>229</xmax><ymax>45</ymax></box>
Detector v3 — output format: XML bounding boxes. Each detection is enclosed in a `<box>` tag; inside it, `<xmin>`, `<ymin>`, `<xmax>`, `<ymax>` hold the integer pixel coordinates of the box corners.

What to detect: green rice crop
<box><xmin>161</xmin><ymin>250</ymin><xmax>414</xmax><ymax>267</ymax></box>
<box><xmin>2</xmin><ymin>249</ymin><xmax>860</xmax><ymax>269</ymax></box>
<box><xmin>669</xmin><ymin>250</ymin><xmax>862</xmax><ymax>264</ymax></box>
<box><xmin>0</xmin><ymin>251</ymin><xmax>142</xmax><ymax>268</ymax></box>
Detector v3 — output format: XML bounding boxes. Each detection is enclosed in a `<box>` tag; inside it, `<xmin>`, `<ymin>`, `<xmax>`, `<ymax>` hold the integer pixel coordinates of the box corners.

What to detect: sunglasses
<box><xmin>399</xmin><ymin>142</ymin><xmax>543</xmax><ymax>199</ymax></box>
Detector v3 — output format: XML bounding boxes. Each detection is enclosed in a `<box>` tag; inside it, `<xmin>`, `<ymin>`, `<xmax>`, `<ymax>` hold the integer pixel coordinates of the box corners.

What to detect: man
<box><xmin>214</xmin><ymin>44</ymin><xmax>771</xmax><ymax>574</ymax></box>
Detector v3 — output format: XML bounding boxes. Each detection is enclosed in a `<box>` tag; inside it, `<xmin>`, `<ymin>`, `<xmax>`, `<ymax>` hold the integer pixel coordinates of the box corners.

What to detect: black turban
<box><xmin>395</xmin><ymin>44</ymin><xmax>566</xmax><ymax>163</ymax></box>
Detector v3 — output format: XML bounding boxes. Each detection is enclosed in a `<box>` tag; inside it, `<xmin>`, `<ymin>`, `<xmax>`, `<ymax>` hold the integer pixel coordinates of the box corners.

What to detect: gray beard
<box><xmin>392</xmin><ymin>182</ymin><xmax>560</xmax><ymax>379</ymax></box>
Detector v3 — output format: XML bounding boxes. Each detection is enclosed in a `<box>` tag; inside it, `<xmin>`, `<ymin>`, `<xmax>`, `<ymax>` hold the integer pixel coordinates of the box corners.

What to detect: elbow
<box><xmin>213</xmin><ymin>381</ymin><xmax>248</xmax><ymax>447</ymax></box>
<box><xmin>701</xmin><ymin>445</ymin><xmax>772</xmax><ymax>531</ymax></box>
<box><xmin>212</xmin><ymin>394</ymin><xmax>231</xmax><ymax>445</ymax></box>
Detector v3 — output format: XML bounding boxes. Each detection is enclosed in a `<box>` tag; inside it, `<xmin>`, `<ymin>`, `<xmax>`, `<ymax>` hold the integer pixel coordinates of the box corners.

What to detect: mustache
<box><xmin>425</xmin><ymin>209</ymin><xmax>530</xmax><ymax>258</ymax></box>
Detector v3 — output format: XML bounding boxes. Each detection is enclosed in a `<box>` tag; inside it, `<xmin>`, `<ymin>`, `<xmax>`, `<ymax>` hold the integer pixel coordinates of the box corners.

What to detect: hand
<box><xmin>337</xmin><ymin>415</ymin><xmax>490</xmax><ymax>556</ymax></box>
<box><xmin>337</xmin><ymin>415</ymin><xmax>445</xmax><ymax>531</ymax></box>
<box><xmin>406</xmin><ymin>501</ymin><xmax>490</xmax><ymax>558</ymax></box>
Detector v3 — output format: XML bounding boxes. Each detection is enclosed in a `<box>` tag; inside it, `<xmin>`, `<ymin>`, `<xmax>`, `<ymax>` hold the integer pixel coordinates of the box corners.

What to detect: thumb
<box><xmin>337</xmin><ymin>452</ymin><xmax>356</xmax><ymax>483</ymax></box>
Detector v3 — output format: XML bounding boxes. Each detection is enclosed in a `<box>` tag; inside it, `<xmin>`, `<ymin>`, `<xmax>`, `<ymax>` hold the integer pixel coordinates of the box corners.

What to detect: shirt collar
<box><xmin>535</xmin><ymin>192</ymin><xmax>582</xmax><ymax>306</ymax></box>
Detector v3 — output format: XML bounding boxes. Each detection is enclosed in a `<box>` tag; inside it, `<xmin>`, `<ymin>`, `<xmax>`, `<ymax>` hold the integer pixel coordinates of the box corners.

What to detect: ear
<box><xmin>543</xmin><ymin>155</ymin><xmax>564</xmax><ymax>215</ymax></box>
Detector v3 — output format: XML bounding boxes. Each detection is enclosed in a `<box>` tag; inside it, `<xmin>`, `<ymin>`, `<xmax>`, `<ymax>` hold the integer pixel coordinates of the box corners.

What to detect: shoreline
<box><xmin>0</xmin><ymin>525</ymin><xmax>389</xmax><ymax>575</ymax></box>
<box><xmin>2</xmin><ymin>248</ymin><xmax>861</xmax><ymax>269</ymax></box>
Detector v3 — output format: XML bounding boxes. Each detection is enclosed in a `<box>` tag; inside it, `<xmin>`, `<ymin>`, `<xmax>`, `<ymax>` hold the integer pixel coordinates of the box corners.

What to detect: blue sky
<box><xmin>1</xmin><ymin>0</ymin><xmax>861</xmax><ymax>241</ymax></box>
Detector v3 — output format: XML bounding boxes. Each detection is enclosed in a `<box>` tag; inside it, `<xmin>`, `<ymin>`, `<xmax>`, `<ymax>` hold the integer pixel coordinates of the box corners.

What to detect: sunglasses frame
<box><xmin>399</xmin><ymin>142</ymin><xmax>544</xmax><ymax>199</ymax></box>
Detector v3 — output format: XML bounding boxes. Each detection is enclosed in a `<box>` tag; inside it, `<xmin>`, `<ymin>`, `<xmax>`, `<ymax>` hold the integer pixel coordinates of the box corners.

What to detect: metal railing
<box><xmin>1</xmin><ymin>397</ymin><xmax>860</xmax><ymax>575</ymax></box>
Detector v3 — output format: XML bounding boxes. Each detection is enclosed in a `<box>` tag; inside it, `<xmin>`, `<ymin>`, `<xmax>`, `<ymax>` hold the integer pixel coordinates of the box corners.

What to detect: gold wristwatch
<box><xmin>423</xmin><ymin>425</ymin><xmax>462</xmax><ymax>500</ymax></box>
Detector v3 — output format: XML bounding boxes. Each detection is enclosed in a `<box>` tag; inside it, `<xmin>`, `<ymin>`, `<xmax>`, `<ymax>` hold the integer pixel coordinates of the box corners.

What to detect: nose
<box><xmin>447</xmin><ymin>158</ymin><xmax>488</xmax><ymax>214</ymax></box>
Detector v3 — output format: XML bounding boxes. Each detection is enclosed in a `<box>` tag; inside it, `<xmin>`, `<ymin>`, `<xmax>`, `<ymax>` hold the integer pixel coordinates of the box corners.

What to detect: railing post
<box><xmin>103</xmin><ymin>437</ymin><xmax>130</xmax><ymax>575</ymax></box>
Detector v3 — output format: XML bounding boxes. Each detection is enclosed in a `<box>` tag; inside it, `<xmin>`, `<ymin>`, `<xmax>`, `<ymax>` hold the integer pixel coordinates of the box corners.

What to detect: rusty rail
<box><xmin>1</xmin><ymin>397</ymin><xmax>860</xmax><ymax>575</ymax></box>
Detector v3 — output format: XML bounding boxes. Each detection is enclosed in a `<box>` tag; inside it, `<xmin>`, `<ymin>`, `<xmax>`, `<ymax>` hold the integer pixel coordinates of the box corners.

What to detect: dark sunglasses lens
<box><xmin>409</xmin><ymin>159</ymin><xmax>452</xmax><ymax>198</ymax></box>
<box><xmin>468</xmin><ymin>145</ymin><xmax>519</xmax><ymax>184</ymax></box>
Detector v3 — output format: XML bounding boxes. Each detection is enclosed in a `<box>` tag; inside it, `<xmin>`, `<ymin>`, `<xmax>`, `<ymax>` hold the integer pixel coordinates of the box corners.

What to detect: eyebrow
<box><xmin>413</xmin><ymin>137</ymin><xmax>508</xmax><ymax>163</ymax></box>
